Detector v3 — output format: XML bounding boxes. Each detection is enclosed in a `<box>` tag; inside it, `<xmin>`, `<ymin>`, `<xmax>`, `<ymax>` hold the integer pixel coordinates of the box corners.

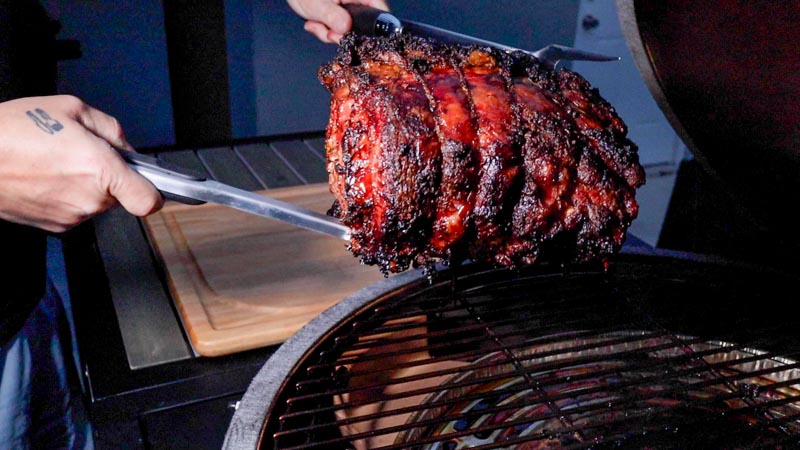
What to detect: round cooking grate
<box><xmin>225</xmin><ymin>253</ymin><xmax>800</xmax><ymax>449</ymax></box>
<box><xmin>390</xmin><ymin>334</ymin><xmax>800</xmax><ymax>449</ymax></box>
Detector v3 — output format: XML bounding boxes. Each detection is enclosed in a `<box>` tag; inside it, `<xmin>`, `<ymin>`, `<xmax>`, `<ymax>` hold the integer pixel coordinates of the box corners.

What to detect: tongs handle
<box><xmin>117</xmin><ymin>149</ymin><xmax>207</xmax><ymax>205</ymax></box>
<box><xmin>346</xmin><ymin>4</ymin><xmax>399</xmax><ymax>36</ymax></box>
<box><xmin>118</xmin><ymin>149</ymin><xmax>352</xmax><ymax>240</ymax></box>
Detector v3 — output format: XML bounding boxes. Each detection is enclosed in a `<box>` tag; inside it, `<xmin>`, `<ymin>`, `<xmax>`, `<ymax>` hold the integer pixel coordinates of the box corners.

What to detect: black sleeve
<box><xmin>0</xmin><ymin>0</ymin><xmax>54</xmax><ymax>345</ymax></box>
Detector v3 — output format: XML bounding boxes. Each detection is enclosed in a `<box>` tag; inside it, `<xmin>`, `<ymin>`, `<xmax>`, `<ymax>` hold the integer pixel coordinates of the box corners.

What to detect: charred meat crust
<box><xmin>319</xmin><ymin>34</ymin><xmax>644</xmax><ymax>273</ymax></box>
<box><xmin>402</xmin><ymin>37</ymin><xmax>480</xmax><ymax>263</ymax></box>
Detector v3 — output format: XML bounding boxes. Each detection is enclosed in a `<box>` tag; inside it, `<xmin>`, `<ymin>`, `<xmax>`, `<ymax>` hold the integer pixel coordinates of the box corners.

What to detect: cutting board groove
<box><xmin>143</xmin><ymin>183</ymin><xmax>385</xmax><ymax>356</ymax></box>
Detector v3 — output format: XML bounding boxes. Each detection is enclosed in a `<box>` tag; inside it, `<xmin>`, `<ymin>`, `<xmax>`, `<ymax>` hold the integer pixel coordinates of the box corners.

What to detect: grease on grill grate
<box><xmin>266</xmin><ymin>267</ymin><xmax>800</xmax><ymax>449</ymax></box>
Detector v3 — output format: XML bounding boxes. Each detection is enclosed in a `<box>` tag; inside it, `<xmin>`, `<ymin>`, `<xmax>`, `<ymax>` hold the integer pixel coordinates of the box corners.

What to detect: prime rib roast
<box><xmin>319</xmin><ymin>34</ymin><xmax>645</xmax><ymax>274</ymax></box>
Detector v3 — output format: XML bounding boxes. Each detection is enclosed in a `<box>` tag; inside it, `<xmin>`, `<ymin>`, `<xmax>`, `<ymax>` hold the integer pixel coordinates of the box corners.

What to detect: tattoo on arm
<box><xmin>26</xmin><ymin>108</ymin><xmax>64</xmax><ymax>134</ymax></box>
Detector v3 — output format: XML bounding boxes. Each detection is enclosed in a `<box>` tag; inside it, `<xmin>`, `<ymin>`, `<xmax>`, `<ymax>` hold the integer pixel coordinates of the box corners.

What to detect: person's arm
<box><xmin>0</xmin><ymin>95</ymin><xmax>164</xmax><ymax>232</ymax></box>
<box><xmin>287</xmin><ymin>0</ymin><xmax>389</xmax><ymax>44</ymax></box>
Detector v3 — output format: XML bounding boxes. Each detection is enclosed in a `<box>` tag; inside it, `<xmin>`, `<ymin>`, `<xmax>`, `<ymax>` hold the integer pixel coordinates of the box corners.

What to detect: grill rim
<box><xmin>224</xmin><ymin>265</ymin><xmax>430</xmax><ymax>449</ymax></box>
<box><xmin>222</xmin><ymin>249</ymin><xmax>788</xmax><ymax>449</ymax></box>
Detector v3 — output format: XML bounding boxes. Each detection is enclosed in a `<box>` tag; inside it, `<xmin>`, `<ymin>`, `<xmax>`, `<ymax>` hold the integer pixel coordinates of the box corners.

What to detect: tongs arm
<box><xmin>118</xmin><ymin>150</ymin><xmax>351</xmax><ymax>241</ymax></box>
<box><xmin>345</xmin><ymin>5</ymin><xmax>618</xmax><ymax>69</ymax></box>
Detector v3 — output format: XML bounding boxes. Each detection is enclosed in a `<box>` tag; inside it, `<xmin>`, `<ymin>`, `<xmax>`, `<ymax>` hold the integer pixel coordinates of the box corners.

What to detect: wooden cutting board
<box><xmin>143</xmin><ymin>183</ymin><xmax>386</xmax><ymax>357</ymax></box>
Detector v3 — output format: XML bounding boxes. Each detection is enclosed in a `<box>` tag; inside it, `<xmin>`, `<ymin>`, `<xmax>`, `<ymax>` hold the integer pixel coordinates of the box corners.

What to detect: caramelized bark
<box><xmin>459</xmin><ymin>49</ymin><xmax>521</xmax><ymax>264</ymax></box>
<box><xmin>403</xmin><ymin>39</ymin><xmax>479</xmax><ymax>261</ymax></box>
<box><xmin>507</xmin><ymin>73</ymin><xmax>580</xmax><ymax>264</ymax></box>
<box><xmin>556</xmin><ymin>70</ymin><xmax>645</xmax><ymax>189</ymax></box>
<box><xmin>320</xmin><ymin>34</ymin><xmax>644</xmax><ymax>273</ymax></box>
<box><xmin>319</xmin><ymin>62</ymin><xmax>353</xmax><ymax>216</ymax></box>
<box><xmin>323</xmin><ymin>36</ymin><xmax>440</xmax><ymax>272</ymax></box>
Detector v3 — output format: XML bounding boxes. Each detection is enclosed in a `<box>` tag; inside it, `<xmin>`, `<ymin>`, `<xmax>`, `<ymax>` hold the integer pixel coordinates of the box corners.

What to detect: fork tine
<box><xmin>532</xmin><ymin>44</ymin><xmax>620</xmax><ymax>69</ymax></box>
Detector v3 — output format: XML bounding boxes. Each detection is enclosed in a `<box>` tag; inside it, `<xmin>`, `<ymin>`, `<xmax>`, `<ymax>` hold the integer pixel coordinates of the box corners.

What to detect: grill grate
<box><xmin>258</xmin><ymin>257</ymin><xmax>800</xmax><ymax>449</ymax></box>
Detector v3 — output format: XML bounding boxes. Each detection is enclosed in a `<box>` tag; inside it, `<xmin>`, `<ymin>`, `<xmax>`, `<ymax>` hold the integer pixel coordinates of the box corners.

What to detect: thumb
<box><xmin>106</xmin><ymin>154</ymin><xmax>165</xmax><ymax>217</ymax></box>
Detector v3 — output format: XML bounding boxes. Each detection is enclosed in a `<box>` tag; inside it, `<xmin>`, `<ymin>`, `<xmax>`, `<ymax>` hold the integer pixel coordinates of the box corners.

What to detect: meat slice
<box><xmin>459</xmin><ymin>49</ymin><xmax>522</xmax><ymax>265</ymax></box>
<box><xmin>506</xmin><ymin>72</ymin><xmax>581</xmax><ymax>265</ymax></box>
<box><xmin>322</xmin><ymin>37</ymin><xmax>441</xmax><ymax>273</ymax></box>
<box><xmin>402</xmin><ymin>39</ymin><xmax>479</xmax><ymax>261</ymax></box>
<box><xmin>320</xmin><ymin>34</ymin><xmax>645</xmax><ymax>273</ymax></box>
<box><xmin>503</xmin><ymin>55</ymin><xmax>641</xmax><ymax>265</ymax></box>
<box><xmin>319</xmin><ymin>62</ymin><xmax>353</xmax><ymax>220</ymax></box>
<box><xmin>556</xmin><ymin>70</ymin><xmax>645</xmax><ymax>189</ymax></box>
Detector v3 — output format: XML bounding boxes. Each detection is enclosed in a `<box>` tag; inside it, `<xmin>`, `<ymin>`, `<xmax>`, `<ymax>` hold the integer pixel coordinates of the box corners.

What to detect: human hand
<box><xmin>286</xmin><ymin>0</ymin><xmax>390</xmax><ymax>44</ymax></box>
<box><xmin>0</xmin><ymin>95</ymin><xmax>164</xmax><ymax>232</ymax></box>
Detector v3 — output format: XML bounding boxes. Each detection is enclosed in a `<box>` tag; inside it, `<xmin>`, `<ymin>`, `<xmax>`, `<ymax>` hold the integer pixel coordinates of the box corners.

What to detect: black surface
<box><xmin>622</xmin><ymin>0</ymin><xmax>800</xmax><ymax>246</ymax></box>
<box><xmin>0</xmin><ymin>0</ymin><xmax>57</xmax><ymax>99</ymax></box>
<box><xmin>236</xmin><ymin>143</ymin><xmax>304</xmax><ymax>189</ymax></box>
<box><xmin>1</xmin><ymin>221</ymin><xmax>47</xmax><ymax>346</ymax></box>
<box><xmin>93</xmin><ymin>419</ymin><xmax>144</xmax><ymax>449</ymax></box>
<box><xmin>157</xmin><ymin>149</ymin><xmax>211</xmax><ymax>177</ymax></box>
<box><xmin>141</xmin><ymin>394</ymin><xmax>241</xmax><ymax>450</ymax></box>
<box><xmin>270</xmin><ymin>139</ymin><xmax>328</xmax><ymax>184</ymax></box>
<box><xmin>303</xmin><ymin>137</ymin><xmax>327</xmax><ymax>157</ymax></box>
<box><xmin>163</xmin><ymin>0</ymin><xmax>232</xmax><ymax>146</ymax></box>
<box><xmin>657</xmin><ymin>159</ymin><xmax>797</xmax><ymax>269</ymax></box>
<box><xmin>0</xmin><ymin>0</ymin><xmax>56</xmax><ymax>346</ymax></box>
<box><xmin>197</xmin><ymin>146</ymin><xmax>263</xmax><ymax>190</ymax></box>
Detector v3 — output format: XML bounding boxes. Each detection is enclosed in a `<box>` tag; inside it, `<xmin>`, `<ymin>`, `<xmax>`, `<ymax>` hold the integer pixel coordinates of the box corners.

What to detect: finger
<box><xmin>344</xmin><ymin>0</ymin><xmax>390</xmax><ymax>11</ymax></box>
<box><xmin>367</xmin><ymin>0</ymin><xmax>390</xmax><ymax>10</ymax></box>
<box><xmin>327</xmin><ymin>29</ymin><xmax>345</xmax><ymax>44</ymax></box>
<box><xmin>295</xmin><ymin>1</ymin><xmax>352</xmax><ymax>36</ymax></box>
<box><xmin>69</xmin><ymin>98</ymin><xmax>134</xmax><ymax>151</ymax></box>
<box><xmin>305</xmin><ymin>21</ymin><xmax>337</xmax><ymax>43</ymax></box>
<box><xmin>104</xmin><ymin>150</ymin><xmax>165</xmax><ymax>217</ymax></box>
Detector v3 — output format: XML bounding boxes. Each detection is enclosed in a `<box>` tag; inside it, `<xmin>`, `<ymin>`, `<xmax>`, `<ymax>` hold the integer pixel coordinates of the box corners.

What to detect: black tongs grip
<box><xmin>347</xmin><ymin>4</ymin><xmax>400</xmax><ymax>36</ymax></box>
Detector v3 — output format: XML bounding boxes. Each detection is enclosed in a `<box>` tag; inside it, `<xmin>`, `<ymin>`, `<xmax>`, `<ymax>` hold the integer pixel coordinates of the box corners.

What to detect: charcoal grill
<box><xmin>225</xmin><ymin>254</ymin><xmax>800</xmax><ymax>449</ymax></box>
<box><xmin>224</xmin><ymin>1</ymin><xmax>800</xmax><ymax>448</ymax></box>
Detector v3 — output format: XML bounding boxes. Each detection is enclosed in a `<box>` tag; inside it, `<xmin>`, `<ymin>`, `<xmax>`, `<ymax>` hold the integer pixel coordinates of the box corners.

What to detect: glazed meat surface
<box><xmin>319</xmin><ymin>34</ymin><xmax>645</xmax><ymax>273</ymax></box>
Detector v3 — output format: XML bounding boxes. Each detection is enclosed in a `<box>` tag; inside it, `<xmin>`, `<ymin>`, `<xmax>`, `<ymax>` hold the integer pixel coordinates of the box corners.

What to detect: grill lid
<box><xmin>617</xmin><ymin>0</ymin><xmax>800</xmax><ymax>244</ymax></box>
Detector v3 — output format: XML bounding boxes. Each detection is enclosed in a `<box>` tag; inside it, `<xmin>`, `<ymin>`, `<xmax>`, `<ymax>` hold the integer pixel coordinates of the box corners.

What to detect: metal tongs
<box><xmin>119</xmin><ymin>150</ymin><xmax>351</xmax><ymax>241</ymax></box>
<box><xmin>344</xmin><ymin>5</ymin><xmax>619</xmax><ymax>69</ymax></box>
